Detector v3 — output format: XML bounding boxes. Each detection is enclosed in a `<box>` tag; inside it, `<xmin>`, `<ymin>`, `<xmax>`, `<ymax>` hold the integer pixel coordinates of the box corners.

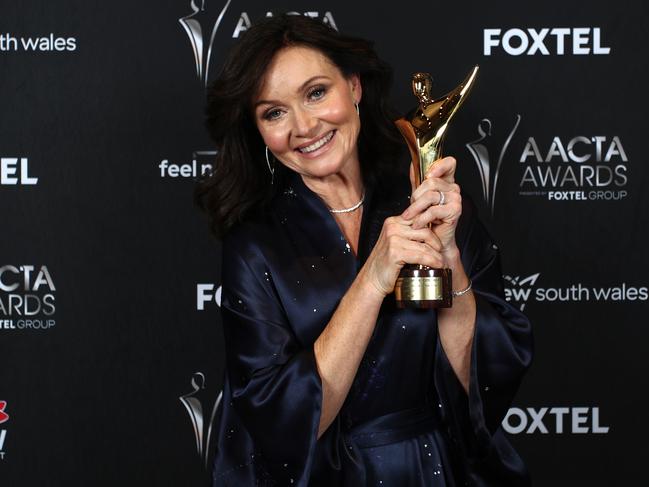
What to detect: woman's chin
<box><xmin>309</xmin><ymin>160</ymin><xmax>355</xmax><ymax>180</ymax></box>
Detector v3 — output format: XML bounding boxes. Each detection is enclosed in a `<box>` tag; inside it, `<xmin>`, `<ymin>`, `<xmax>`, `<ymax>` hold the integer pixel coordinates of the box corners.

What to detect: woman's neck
<box><xmin>300</xmin><ymin>160</ymin><xmax>364</xmax><ymax>212</ymax></box>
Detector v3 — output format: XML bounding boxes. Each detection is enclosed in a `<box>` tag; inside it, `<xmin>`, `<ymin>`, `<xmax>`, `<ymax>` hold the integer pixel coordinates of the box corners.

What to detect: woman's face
<box><xmin>253</xmin><ymin>46</ymin><xmax>362</xmax><ymax>182</ymax></box>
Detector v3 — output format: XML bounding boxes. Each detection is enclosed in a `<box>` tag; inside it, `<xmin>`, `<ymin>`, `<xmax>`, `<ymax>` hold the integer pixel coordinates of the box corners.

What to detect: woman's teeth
<box><xmin>298</xmin><ymin>131</ymin><xmax>334</xmax><ymax>153</ymax></box>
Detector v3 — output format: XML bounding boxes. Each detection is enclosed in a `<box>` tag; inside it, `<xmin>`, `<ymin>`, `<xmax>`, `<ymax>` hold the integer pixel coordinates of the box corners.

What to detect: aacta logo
<box><xmin>1</xmin><ymin>265</ymin><xmax>56</xmax><ymax>331</ymax></box>
<box><xmin>179</xmin><ymin>0</ymin><xmax>337</xmax><ymax>86</ymax></box>
<box><xmin>0</xmin><ymin>265</ymin><xmax>55</xmax><ymax>293</ymax></box>
<box><xmin>465</xmin><ymin>117</ymin><xmax>631</xmax><ymax>206</ymax></box>
<box><xmin>179</xmin><ymin>0</ymin><xmax>234</xmax><ymax>87</ymax></box>
<box><xmin>233</xmin><ymin>10</ymin><xmax>337</xmax><ymax>39</ymax></box>
<box><xmin>484</xmin><ymin>28</ymin><xmax>610</xmax><ymax>56</ymax></box>
<box><xmin>466</xmin><ymin>116</ymin><xmax>521</xmax><ymax>215</ymax></box>
<box><xmin>180</xmin><ymin>373</ymin><xmax>222</xmax><ymax>468</ymax></box>
<box><xmin>0</xmin><ymin>400</ymin><xmax>8</xmax><ymax>460</ymax></box>
<box><xmin>519</xmin><ymin>135</ymin><xmax>628</xmax><ymax>202</ymax></box>
<box><xmin>1</xmin><ymin>157</ymin><xmax>38</xmax><ymax>185</ymax></box>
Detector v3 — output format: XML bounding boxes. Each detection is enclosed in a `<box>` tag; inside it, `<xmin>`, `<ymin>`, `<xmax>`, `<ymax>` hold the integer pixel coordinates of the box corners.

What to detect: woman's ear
<box><xmin>349</xmin><ymin>74</ymin><xmax>362</xmax><ymax>104</ymax></box>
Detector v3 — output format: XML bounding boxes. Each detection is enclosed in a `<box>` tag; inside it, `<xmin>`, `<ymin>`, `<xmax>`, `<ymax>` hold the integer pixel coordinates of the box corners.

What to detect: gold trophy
<box><xmin>394</xmin><ymin>66</ymin><xmax>479</xmax><ymax>308</ymax></box>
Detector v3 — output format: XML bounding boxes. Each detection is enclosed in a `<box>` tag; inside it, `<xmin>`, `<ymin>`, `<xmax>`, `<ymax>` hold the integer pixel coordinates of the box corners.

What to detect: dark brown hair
<box><xmin>195</xmin><ymin>14</ymin><xmax>404</xmax><ymax>237</ymax></box>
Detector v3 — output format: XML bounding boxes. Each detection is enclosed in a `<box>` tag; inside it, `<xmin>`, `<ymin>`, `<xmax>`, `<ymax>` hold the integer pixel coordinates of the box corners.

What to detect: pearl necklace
<box><xmin>329</xmin><ymin>192</ymin><xmax>365</xmax><ymax>214</ymax></box>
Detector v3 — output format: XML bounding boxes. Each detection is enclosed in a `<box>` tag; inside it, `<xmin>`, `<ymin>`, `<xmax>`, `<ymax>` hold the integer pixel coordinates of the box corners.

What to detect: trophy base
<box><xmin>394</xmin><ymin>265</ymin><xmax>452</xmax><ymax>309</ymax></box>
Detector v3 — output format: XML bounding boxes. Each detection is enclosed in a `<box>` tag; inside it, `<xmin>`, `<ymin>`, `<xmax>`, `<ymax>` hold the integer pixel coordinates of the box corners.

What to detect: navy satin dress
<box><xmin>212</xmin><ymin>167</ymin><xmax>533</xmax><ymax>486</ymax></box>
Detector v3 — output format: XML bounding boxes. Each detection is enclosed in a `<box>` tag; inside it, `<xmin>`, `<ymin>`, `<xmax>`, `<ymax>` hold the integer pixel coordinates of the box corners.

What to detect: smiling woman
<box><xmin>196</xmin><ymin>14</ymin><xmax>532</xmax><ymax>487</ymax></box>
<box><xmin>196</xmin><ymin>15</ymin><xmax>403</xmax><ymax>238</ymax></box>
<box><xmin>253</xmin><ymin>46</ymin><xmax>365</xmax><ymax>251</ymax></box>
<box><xmin>253</xmin><ymin>47</ymin><xmax>362</xmax><ymax>182</ymax></box>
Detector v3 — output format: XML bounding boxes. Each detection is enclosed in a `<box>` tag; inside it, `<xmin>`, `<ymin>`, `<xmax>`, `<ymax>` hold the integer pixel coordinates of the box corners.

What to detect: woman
<box><xmin>196</xmin><ymin>14</ymin><xmax>532</xmax><ymax>487</ymax></box>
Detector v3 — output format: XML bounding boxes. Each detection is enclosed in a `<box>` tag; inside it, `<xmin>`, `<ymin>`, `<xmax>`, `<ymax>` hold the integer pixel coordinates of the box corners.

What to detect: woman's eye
<box><xmin>263</xmin><ymin>109</ymin><xmax>283</xmax><ymax>121</ymax></box>
<box><xmin>308</xmin><ymin>86</ymin><xmax>326</xmax><ymax>100</ymax></box>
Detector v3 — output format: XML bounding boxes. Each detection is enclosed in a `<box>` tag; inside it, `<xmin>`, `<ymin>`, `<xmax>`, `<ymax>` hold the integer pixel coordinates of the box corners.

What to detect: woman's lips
<box><xmin>296</xmin><ymin>130</ymin><xmax>335</xmax><ymax>154</ymax></box>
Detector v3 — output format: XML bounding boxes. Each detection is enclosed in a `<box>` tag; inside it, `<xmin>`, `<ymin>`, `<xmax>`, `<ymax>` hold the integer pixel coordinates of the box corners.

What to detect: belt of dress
<box><xmin>346</xmin><ymin>405</ymin><xmax>440</xmax><ymax>448</ymax></box>
<box><xmin>339</xmin><ymin>405</ymin><xmax>441</xmax><ymax>484</ymax></box>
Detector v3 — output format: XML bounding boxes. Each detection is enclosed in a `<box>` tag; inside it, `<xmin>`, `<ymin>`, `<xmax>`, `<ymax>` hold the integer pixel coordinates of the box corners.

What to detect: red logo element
<box><xmin>0</xmin><ymin>401</ymin><xmax>8</xmax><ymax>424</ymax></box>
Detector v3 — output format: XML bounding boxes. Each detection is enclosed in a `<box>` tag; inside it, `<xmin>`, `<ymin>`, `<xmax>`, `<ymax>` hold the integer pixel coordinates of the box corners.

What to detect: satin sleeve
<box><xmin>220</xmin><ymin>234</ymin><xmax>323</xmax><ymax>485</ymax></box>
<box><xmin>434</xmin><ymin>201</ymin><xmax>534</xmax><ymax>486</ymax></box>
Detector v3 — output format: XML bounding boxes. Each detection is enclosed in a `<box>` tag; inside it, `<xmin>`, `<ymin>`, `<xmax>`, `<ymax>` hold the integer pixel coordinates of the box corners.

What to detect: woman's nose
<box><xmin>292</xmin><ymin>107</ymin><xmax>319</xmax><ymax>138</ymax></box>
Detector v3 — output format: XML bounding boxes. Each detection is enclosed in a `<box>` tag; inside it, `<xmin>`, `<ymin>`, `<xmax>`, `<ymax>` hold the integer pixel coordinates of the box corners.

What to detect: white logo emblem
<box><xmin>179</xmin><ymin>0</ymin><xmax>233</xmax><ymax>86</ymax></box>
<box><xmin>465</xmin><ymin>116</ymin><xmax>521</xmax><ymax>214</ymax></box>
<box><xmin>180</xmin><ymin>373</ymin><xmax>222</xmax><ymax>467</ymax></box>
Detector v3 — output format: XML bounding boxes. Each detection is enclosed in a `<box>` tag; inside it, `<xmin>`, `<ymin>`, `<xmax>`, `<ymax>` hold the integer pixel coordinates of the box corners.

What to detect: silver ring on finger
<box><xmin>437</xmin><ymin>190</ymin><xmax>446</xmax><ymax>206</ymax></box>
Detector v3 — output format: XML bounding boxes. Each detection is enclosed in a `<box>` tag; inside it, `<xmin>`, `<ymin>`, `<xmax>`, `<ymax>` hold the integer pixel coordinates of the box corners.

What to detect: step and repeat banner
<box><xmin>1</xmin><ymin>1</ymin><xmax>647</xmax><ymax>485</ymax></box>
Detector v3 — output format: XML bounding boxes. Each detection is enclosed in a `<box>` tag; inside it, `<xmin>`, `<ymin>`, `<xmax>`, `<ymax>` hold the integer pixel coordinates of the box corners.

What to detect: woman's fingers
<box><xmin>402</xmin><ymin>191</ymin><xmax>462</xmax><ymax>229</ymax></box>
<box><xmin>408</xmin><ymin>156</ymin><xmax>456</xmax><ymax>194</ymax></box>
<box><xmin>405</xmin><ymin>183</ymin><xmax>458</xmax><ymax>217</ymax></box>
<box><xmin>382</xmin><ymin>232</ymin><xmax>444</xmax><ymax>269</ymax></box>
<box><xmin>367</xmin><ymin>217</ymin><xmax>445</xmax><ymax>294</ymax></box>
<box><xmin>382</xmin><ymin>217</ymin><xmax>441</xmax><ymax>249</ymax></box>
<box><xmin>415</xmin><ymin>194</ymin><xmax>462</xmax><ymax>229</ymax></box>
<box><xmin>408</xmin><ymin>176</ymin><xmax>460</xmax><ymax>208</ymax></box>
<box><xmin>426</xmin><ymin>156</ymin><xmax>456</xmax><ymax>182</ymax></box>
<box><xmin>397</xmin><ymin>237</ymin><xmax>445</xmax><ymax>269</ymax></box>
<box><xmin>398</xmin><ymin>226</ymin><xmax>443</xmax><ymax>252</ymax></box>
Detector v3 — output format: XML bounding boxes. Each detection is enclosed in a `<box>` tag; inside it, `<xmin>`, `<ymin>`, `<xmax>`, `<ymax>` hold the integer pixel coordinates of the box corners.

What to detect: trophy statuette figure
<box><xmin>394</xmin><ymin>66</ymin><xmax>479</xmax><ymax>308</ymax></box>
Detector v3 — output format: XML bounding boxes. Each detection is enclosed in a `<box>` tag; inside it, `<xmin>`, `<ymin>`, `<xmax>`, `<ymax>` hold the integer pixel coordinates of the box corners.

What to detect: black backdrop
<box><xmin>1</xmin><ymin>1</ymin><xmax>648</xmax><ymax>485</ymax></box>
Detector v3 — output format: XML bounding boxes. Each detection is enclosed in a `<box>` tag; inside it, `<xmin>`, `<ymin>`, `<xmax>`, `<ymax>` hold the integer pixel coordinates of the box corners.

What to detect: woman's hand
<box><xmin>362</xmin><ymin>156</ymin><xmax>463</xmax><ymax>297</ymax></box>
<box><xmin>363</xmin><ymin>215</ymin><xmax>444</xmax><ymax>296</ymax></box>
<box><xmin>403</xmin><ymin>156</ymin><xmax>462</xmax><ymax>263</ymax></box>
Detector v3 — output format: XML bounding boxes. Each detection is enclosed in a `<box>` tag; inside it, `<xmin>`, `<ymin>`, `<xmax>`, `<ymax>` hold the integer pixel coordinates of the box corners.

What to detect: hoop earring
<box><xmin>355</xmin><ymin>102</ymin><xmax>360</xmax><ymax>116</ymax></box>
<box><xmin>265</xmin><ymin>146</ymin><xmax>275</xmax><ymax>185</ymax></box>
